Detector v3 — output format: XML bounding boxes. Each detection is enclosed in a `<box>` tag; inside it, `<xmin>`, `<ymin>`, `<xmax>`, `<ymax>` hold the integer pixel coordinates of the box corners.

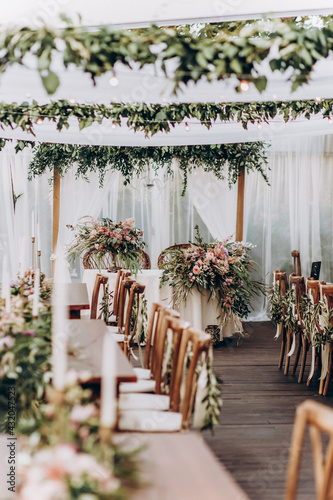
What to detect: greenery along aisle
<box><xmin>1</xmin><ymin>17</ymin><xmax>333</xmax><ymax>94</ymax></box>
<box><xmin>0</xmin><ymin>140</ymin><xmax>269</xmax><ymax>193</ymax></box>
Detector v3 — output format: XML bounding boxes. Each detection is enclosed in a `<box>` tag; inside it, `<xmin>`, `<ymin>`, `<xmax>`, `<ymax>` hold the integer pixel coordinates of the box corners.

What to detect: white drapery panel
<box><xmin>58</xmin><ymin>168</ymin><xmax>120</xmax><ymax>280</ymax></box>
<box><xmin>244</xmin><ymin>136</ymin><xmax>333</xmax><ymax>319</ymax></box>
<box><xmin>0</xmin><ymin>144</ymin><xmax>52</xmax><ymax>280</ymax></box>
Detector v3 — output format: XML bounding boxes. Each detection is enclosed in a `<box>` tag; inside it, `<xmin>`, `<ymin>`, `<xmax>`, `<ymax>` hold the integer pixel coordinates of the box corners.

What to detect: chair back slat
<box><xmin>113</xmin><ymin>270</ymin><xmax>131</xmax><ymax>317</ymax></box>
<box><xmin>306</xmin><ymin>279</ymin><xmax>325</xmax><ymax>304</ymax></box>
<box><xmin>291</xmin><ymin>250</ymin><xmax>302</xmax><ymax>277</ymax></box>
<box><xmin>90</xmin><ymin>274</ymin><xmax>109</xmax><ymax>319</ymax></box>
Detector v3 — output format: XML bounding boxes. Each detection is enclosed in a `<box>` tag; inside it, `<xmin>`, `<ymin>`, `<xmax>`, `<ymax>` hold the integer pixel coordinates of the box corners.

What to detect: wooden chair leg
<box><xmin>284</xmin><ymin>328</ymin><xmax>291</xmax><ymax>375</ymax></box>
<box><xmin>323</xmin><ymin>349</ymin><xmax>332</xmax><ymax>397</ymax></box>
<box><xmin>292</xmin><ymin>331</ymin><xmax>302</xmax><ymax>376</ymax></box>
<box><xmin>298</xmin><ymin>337</ymin><xmax>308</xmax><ymax>384</ymax></box>
<box><xmin>278</xmin><ymin>326</ymin><xmax>286</xmax><ymax>370</ymax></box>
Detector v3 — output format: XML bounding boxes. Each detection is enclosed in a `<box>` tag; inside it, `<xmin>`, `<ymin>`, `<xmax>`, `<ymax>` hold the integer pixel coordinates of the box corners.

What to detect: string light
<box><xmin>315</xmin><ymin>96</ymin><xmax>322</xmax><ymax>102</ymax></box>
<box><xmin>36</xmin><ymin>118</ymin><xmax>43</xmax><ymax>125</ymax></box>
<box><xmin>240</xmin><ymin>80</ymin><xmax>249</xmax><ymax>92</ymax></box>
<box><xmin>185</xmin><ymin>122</ymin><xmax>190</xmax><ymax>132</ymax></box>
<box><xmin>328</xmin><ymin>118</ymin><xmax>332</xmax><ymax>124</ymax></box>
<box><xmin>109</xmin><ymin>72</ymin><xmax>119</xmax><ymax>87</ymax></box>
<box><xmin>26</xmin><ymin>93</ymin><xmax>32</xmax><ymax>99</ymax></box>
<box><xmin>69</xmin><ymin>98</ymin><xmax>76</xmax><ymax>105</ymax></box>
<box><xmin>111</xmin><ymin>120</ymin><xmax>116</xmax><ymax>129</ymax></box>
<box><xmin>257</xmin><ymin>121</ymin><xmax>262</xmax><ymax>129</ymax></box>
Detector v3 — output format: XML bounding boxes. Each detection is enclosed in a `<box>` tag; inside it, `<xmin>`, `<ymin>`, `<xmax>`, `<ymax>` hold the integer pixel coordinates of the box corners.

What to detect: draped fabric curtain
<box><xmin>0</xmin><ymin>144</ymin><xmax>52</xmax><ymax>279</ymax></box>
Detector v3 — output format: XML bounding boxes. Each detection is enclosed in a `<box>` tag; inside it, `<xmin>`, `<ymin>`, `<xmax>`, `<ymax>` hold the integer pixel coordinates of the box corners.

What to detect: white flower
<box><xmin>0</xmin><ymin>336</ymin><xmax>14</xmax><ymax>350</ymax></box>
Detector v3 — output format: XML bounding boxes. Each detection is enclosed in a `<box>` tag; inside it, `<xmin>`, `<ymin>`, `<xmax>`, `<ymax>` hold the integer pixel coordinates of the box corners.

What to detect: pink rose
<box><xmin>89</xmin><ymin>230</ymin><xmax>97</xmax><ymax>238</ymax></box>
<box><xmin>193</xmin><ymin>266</ymin><xmax>200</xmax><ymax>275</ymax></box>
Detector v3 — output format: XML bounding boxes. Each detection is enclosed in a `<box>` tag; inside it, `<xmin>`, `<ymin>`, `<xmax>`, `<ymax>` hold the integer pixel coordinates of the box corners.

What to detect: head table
<box><xmin>82</xmin><ymin>269</ymin><xmax>240</xmax><ymax>340</ymax></box>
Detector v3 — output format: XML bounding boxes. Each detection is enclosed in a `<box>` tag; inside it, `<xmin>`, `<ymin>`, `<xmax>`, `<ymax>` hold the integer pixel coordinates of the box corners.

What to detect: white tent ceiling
<box><xmin>0</xmin><ymin>113</ymin><xmax>332</xmax><ymax>147</ymax></box>
<box><xmin>0</xmin><ymin>0</ymin><xmax>332</xmax><ymax>28</ymax></box>
<box><xmin>1</xmin><ymin>56</ymin><xmax>333</xmax><ymax>106</ymax></box>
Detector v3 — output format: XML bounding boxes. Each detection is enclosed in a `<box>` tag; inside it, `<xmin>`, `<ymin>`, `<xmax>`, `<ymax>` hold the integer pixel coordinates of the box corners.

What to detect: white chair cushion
<box><xmin>133</xmin><ymin>367</ymin><xmax>151</xmax><ymax>380</ymax></box>
<box><xmin>119</xmin><ymin>380</ymin><xmax>156</xmax><ymax>393</ymax></box>
<box><xmin>118</xmin><ymin>410</ymin><xmax>182</xmax><ymax>432</ymax></box>
<box><xmin>111</xmin><ymin>333</ymin><xmax>125</xmax><ymax>342</ymax></box>
<box><xmin>118</xmin><ymin>393</ymin><xmax>170</xmax><ymax>411</ymax></box>
<box><xmin>107</xmin><ymin>325</ymin><xmax>119</xmax><ymax>333</ymax></box>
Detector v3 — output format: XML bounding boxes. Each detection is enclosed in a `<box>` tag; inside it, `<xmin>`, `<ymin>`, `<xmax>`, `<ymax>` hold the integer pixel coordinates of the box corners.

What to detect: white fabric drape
<box><xmin>0</xmin><ymin>144</ymin><xmax>52</xmax><ymax>279</ymax></box>
<box><xmin>58</xmin><ymin>169</ymin><xmax>120</xmax><ymax>280</ymax></box>
<box><xmin>187</xmin><ymin>168</ymin><xmax>238</xmax><ymax>240</ymax></box>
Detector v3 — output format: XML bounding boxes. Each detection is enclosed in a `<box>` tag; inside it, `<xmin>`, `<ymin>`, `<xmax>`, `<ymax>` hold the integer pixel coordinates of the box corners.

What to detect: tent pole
<box><xmin>236</xmin><ymin>168</ymin><xmax>245</xmax><ymax>242</ymax></box>
<box><xmin>52</xmin><ymin>166</ymin><xmax>60</xmax><ymax>278</ymax></box>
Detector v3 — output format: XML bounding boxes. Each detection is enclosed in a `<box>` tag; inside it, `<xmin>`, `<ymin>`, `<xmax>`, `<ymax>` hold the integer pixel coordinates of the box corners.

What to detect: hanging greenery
<box><xmin>1</xmin><ymin>18</ymin><xmax>333</xmax><ymax>95</ymax></box>
<box><xmin>21</xmin><ymin>141</ymin><xmax>269</xmax><ymax>193</ymax></box>
<box><xmin>0</xmin><ymin>98</ymin><xmax>331</xmax><ymax>137</ymax></box>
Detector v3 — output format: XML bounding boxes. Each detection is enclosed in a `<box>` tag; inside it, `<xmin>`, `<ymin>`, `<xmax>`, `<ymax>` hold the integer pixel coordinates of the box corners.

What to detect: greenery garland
<box><xmin>1</xmin><ymin>18</ymin><xmax>333</xmax><ymax>94</ymax></box>
<box><xmin>268</xmin><ymin>283</ymin><xmax>284</xmax><ymax>326</ymax></box>
<box><xmin>0</xmin><ymin>99</ymin><xmax>332</xmax><ymax>136</ymax></box>
<box><xmin>26</xmin><ymin>142</ymin><xmax>269</xmax><ymax>193</ymax></box>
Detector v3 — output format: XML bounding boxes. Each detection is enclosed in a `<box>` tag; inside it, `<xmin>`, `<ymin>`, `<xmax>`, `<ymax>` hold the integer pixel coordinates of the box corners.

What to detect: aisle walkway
<box><xmin>203</xmin><ymin>321</ymin><xmax>333</xmax><ymax>500</ymax></box>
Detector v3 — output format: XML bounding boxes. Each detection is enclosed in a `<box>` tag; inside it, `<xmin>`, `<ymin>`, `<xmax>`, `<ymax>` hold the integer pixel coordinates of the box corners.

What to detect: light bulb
<box><xmin>109</xmin><ymin>72</ymin><xmax>119</xmax><ymax>87</ymax></box>
<box><xmin>36</xmin><ymin>118</ymin><xmax>43</xmax><ymax>125</ymax></box>
<box><xmin>185</xmin><ymin>122</ymin><xmax>190</xmax><ymax>132</ymax></box>
<box><xmin>257</xmin><ymin>122</ymin><xmax>262</xmax><ymax>130</ymax></box>
<box><xmin>111</xmin><ymin>120</ymin><xmax>116</xmax><ymax>129</ymax></box>
<box><xmin>315</xmin><ymin>96</ymin><xmax>322</xmax><ymax>102</ymax></box>
<box><xmin>328</xmin><ymin>118</ymin><xmax>332</xmax><ymax>125</ymax></box>
<box><xmin>69</xmin><ymin>98</ymin><xmax>76</xmax><ymax>105</ymax></box>
<box><xmin>240</xmin><ymin>80</ymin><xmax>249</xmax><ymax>92</ymax></box>
<box><xmin>26</xmin><ymin>93</ymin><xmax>32</xmax><ymax>99</ymax></box>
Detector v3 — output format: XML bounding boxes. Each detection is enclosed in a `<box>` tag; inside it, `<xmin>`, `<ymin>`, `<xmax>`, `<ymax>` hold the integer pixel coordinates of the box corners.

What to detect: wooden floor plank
<box><xmin>202</xmin><ymin>321</ymin><xmax>333</xmax><ymax>500</ymax></box>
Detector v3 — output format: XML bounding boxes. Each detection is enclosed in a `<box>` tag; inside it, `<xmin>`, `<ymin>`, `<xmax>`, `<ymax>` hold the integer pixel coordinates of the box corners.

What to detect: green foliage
<box><xmin>0</xmin><ymin>311</ymin><xmax>52</xmax><ymax>429</ymax></box>
<box><xmin>0</xmin><ymin>18</ymin><xmax>333</xmax><ymax>94</ymax></box>
<box><xmin>23</xmin><ymin>141</ymin><xmax>269</xmax><ymax>193</ymax></box>
<box><xmin>268</xmin><ymin>283</ymin><xmax>284</xmax><ymax>326</ymax></box>
<box><xmin>0</xmin><ymin>99</ymin><xmax>331</xmax><ymax>136</ymax></box>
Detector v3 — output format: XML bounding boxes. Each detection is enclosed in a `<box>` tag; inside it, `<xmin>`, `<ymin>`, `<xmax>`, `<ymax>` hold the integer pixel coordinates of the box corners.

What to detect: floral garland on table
<box><xmin>16</xmin><ymin>372</ymin><xmax>143</xmax><ymax>500</ymax></box>
<box><xmin>67</xmin><ymin>216</ymin><xmax>146</xmax><ymax>275</ymax></box>
<box><xmin>160</xmin><ymin>227</ymin><xmax>265</xmax><ymax>333</ymax></box>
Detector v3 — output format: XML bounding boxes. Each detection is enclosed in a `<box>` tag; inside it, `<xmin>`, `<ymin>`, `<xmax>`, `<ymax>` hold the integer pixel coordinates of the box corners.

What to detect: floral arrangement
<box><xmin>160</xmin><ymin>226</ymin><xmax>264</xmax><ymax>329</ymax></box>
<box><xmin>16</xmin><ymin>371</ymin><xmax>143</xmax><ymax>500</ymax></box>
<box><xmin>0</xmin><ymin>269</ymin><xmax>52</xmax><ymax>336</ymax></box>
<box><xmin>67</xmin><ymin>216</ymin><xmax>146</xmax><ymax>274</ymax></box>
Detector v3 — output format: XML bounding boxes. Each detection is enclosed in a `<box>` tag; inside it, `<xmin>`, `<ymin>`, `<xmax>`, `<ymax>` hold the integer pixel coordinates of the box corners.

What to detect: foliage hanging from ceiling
<box><xmin>0</xmin><ymin>140</ymin><xmax>269</xmax><ymax>194</ymax></box>
<box><xmin>0</xmin><ymin>99</ymin><xmax>331</xmax><ymax>136</ymax></box>
<box><xmin>1</xmin><ymin>17</ymin><xmax>333</xmax><ymax>94</ymax></box>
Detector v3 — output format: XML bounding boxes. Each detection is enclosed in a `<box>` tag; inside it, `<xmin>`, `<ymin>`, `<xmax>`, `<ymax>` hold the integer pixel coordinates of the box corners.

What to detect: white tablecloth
<box><xmin>82</xmin><ymin>270</ymin><xmax>240</xmax><ymax>340</ymax></box>
<box><xmin>82</xmin><ymin>269</ymin><xmax>172</xmax><ymax>316</ymax></box>
<box><xmin>176</xmin><ymin>288</ymin><xmax>242</xmax><ymax>340</ymax></box>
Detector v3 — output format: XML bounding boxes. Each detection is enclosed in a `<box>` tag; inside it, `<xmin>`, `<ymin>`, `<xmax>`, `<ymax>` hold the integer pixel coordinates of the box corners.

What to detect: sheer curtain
<box><xmin>0</xmin><ymin>144</ymin><xmax>52</xmax><ymax>280</ymax></box>
<box><xmin>58</xmin><ymin>169</ymin><xmax>120</xmax><ymax>280</ymax></box>
<box><xmin>244</xmin><ymin>136</ymin><xmax>333</xmax><ymax>319</ymax></box>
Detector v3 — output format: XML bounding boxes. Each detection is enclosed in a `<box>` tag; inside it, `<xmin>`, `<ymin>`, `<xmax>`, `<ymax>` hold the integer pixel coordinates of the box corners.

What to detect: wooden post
<box><xmin>236</xmin><ymin>168</ymin><xmax>245</xmax><ymax>242</ymax></box>
<box><xmin>52</xmin><ymin>167</ymin><xmax>61</xmax><ymax>278</ymax></box>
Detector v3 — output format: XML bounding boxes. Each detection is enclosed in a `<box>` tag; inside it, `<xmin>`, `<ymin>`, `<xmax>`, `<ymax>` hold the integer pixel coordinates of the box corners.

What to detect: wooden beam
<box><xmin>236</xmin><ymin>168</ymin><xmax>245</xmax><ymax>242</ymax></box>
<box><xmin>52</xmin><ymin>166</ymin><xmax>60</xmax><ymax>278</ymax></box>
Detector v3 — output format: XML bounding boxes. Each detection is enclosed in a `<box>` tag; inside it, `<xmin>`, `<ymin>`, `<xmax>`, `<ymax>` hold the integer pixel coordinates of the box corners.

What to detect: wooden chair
<box><xmin>318</xmin><ymin>284</ymin><xmax>333</xmax><ymax>397</ymax></box>
<box><xmin>288</xmin><ymin>275</ymin><xmax>306</xmax><ymax>381</ymax></box>
<box><xmin>109</xmin><ymin>270</ymin><xmax>131</xmax><ymax>324</ymax></box>
<box><xmin>306</xmin><ymin>279</ymin><xmax>325</xmax><ymax>387</ymax></box>
<box><xmin>157</xmin><ymin>244</ymin><xmax>191</xmax><ymax>269</ymax></box>
<box><xmin>118</xmin><ymin>316</ymin><xmax>187</xmax><ymax>412</ymax></box>
<box><xmin>291</xmin><ymin>250</ymin><xmax>302</xmax><ymax>276</ymax></box>
<box><xmin>119</xmin><ymin>306</ymin><xmax>180</xmax><ymax>394</ymax></box>
<box><xmin>273</xmin><ymin>270</ymin><xmax>289</xmax><ymax>370</ymax></box>
<box><xmin>90</xmin><ymin>274</ymin><xmax>109</xmax><ymax>320</ymax></box>
<box><xmin>117</xmin><ymin>328</ymin><xmax>212</xmax><ymax>432</ymax></box>
<box><xmin>285</xmin><ymin>400</ymin><xmax>333</xmax><ymax>500</ymax></box>
<box><xmin>83</xmin><ymin>249</ymin><xmax>151</xmax><ymax>270</ymax></box>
